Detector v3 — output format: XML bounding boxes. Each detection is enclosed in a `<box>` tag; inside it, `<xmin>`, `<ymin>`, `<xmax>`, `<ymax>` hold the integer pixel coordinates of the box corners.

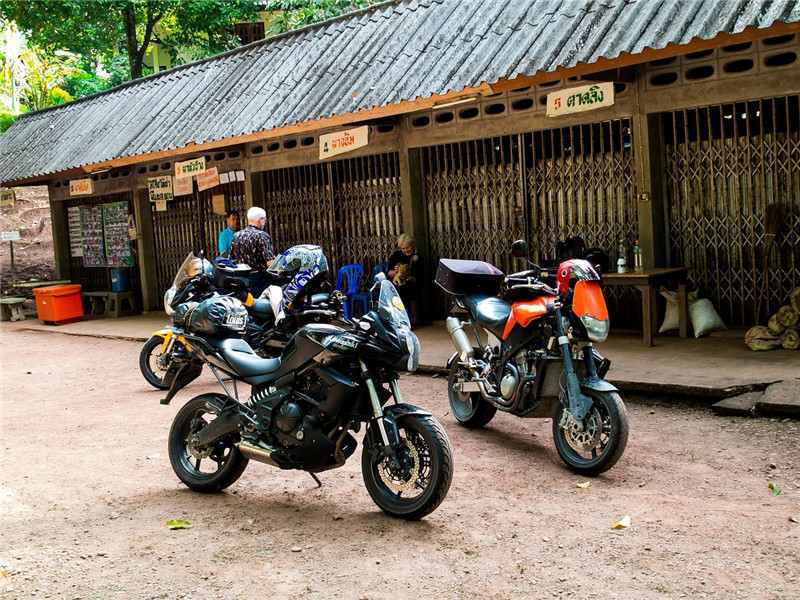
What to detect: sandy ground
<box><xmin>1</xmin><ymin>329</ymin><xmax>799</xmax><ymax>600</ymax></box>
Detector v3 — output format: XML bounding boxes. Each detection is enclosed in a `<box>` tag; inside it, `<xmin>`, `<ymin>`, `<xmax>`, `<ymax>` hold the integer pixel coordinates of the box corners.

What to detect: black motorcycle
<box><xmin>160</xmin><ymin>276</ymin><xmax>454</xmax><ymax>520</ymax></box>
<box><xmin>140</xmin><ymin>246</ymin><xmax>337</xmax><ymax>389</ymax></box>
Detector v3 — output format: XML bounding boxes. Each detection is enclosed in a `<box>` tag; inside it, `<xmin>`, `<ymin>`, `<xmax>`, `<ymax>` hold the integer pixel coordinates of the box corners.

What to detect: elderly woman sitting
<box><xmin>387</xmin><ymin>233</ymin><xmax>420</xmax><ymax>320</ymax></box>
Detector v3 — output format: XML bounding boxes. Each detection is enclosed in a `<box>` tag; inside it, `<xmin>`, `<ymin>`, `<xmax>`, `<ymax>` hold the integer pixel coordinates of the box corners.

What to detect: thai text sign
<box><xmin>175</xmin><ymin>157</ymin><xmax>206</xmax><ymax>178</ymax></box>
<box><xmin>70</xmin><ymin>178</ymin><xmax>94</xmax><ymax>196</ymax></box>
<box><xmin>546</xmin><ymin>82</ymin><xmax>614</xmax><ymax>117</ymax></box>
<box><xmin>174</xmin><ymin>176</ymin><xmax>193</xmax><ymax>196</ymax></box>
<box><xmin>2</xmin><ymin>231</ymin><xmax>20</xmax><ymax>241</ymax></box>
<box><xmin>0</xmin><ymin>188</ymin><xmax>15</xmax><ymax>206</ymax></box>
<box><xmin>197</xmin><ymin>166</ymin><xmax>220</xmax><ymax>192</ymax></box>
<box><xmin>148</xmin><ymin>175</ymin><xmax>174</xmax><ymax>202</ymax></box>
<box><xmin>319</xmin><ymin>126</ymin><xmax>368</xmax><ymax>160</ymax></box>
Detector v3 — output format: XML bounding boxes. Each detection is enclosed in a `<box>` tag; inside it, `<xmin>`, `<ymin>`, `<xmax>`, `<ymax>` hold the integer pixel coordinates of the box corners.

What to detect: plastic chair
<box><xmin>349</xmin><ymin>262</ymin><xmax>388</xmax><ymax>318</ymax></box>
<box><xmin>335</xmin><ymin>264</ymin><xmax>364</xmax><ymax>318</ymax></box>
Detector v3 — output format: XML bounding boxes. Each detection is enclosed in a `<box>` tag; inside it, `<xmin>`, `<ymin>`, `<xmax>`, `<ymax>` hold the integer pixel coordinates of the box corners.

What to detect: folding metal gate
<box><xmin>663</xmin><ymin>95</ymin><xmax>800</xmax><ymax>326</ymax></box>
<box><xmin>263</xmin><ymin>152</ymin><xmax>402</xmax><ymax>286</ymax></box>
<box><xmin>423</xmin><ymin>119</ymin><xmax>637</xmax><ymax>320</ymax></box>
<box><xmin>150</xmin><ymin>178</ymin><xmax>247</xmax><ymax>295</ymax></box>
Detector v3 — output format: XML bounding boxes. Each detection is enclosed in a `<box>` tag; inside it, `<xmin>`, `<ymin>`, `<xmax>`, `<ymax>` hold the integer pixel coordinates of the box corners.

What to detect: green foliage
<box><xmin>0</xmin><ymin>110</ymin><xmax>20</xmax><ymax>133</ymax></box>
<box><xmin>263</xmin><ymin>0</ymin><xmax>385</xmax><ymax>34</ymax></box>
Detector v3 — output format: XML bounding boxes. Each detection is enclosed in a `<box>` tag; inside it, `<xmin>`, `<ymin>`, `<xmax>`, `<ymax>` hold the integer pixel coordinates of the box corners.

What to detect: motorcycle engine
<box><xmin>275</xmin><ymin>401</ymin><xmax>304</xmax><ymax>436</ymax></box>
<box><xmin>500</xmin><ymin>365</ymin><xmax>519</xmax><ymax>401</ymax></box>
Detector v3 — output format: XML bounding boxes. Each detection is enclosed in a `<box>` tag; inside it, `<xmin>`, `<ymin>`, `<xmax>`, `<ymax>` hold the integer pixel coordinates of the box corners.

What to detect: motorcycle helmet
<box><xmin>186</xmin><ymin>256</ymin><xmax>213</xmax><ymax>279</ymax></box>
<box><xmin>556</xmin><ymin>258</ymin><xmax>601</xmax><ymax>293</ymax></box>
<box><xmin>268</xmin><ymin>245</ymin><xmax>329</xmax><ymax>309</ymax></box>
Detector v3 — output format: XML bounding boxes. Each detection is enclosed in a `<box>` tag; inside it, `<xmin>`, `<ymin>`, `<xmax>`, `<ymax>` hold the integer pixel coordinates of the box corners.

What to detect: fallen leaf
<box><xmin>575</xmin><ymin>481</ymin><xmax>590</xmax><ymax>488</ymax></box>
<box><xmin>768</xmin><ymin>482</ymin><xmax>781</xmax><ymax>496</ymax></box>
<box><xmin>614</xmin><ymin>515</ymin><xmax>631</xmax><ymax>529</ymax></box>
<box><xmin>166</xmin><ymin>520</ymin><xmax>192</xmax><ymax>530</ymax></box>
<box><xmin>789</xmin><ymin>516</ymin><xmax>798</xmax><ymax>523</ymax></box>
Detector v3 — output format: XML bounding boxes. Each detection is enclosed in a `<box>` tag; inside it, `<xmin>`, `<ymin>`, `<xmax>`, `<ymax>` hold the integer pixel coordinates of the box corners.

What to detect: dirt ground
<box><xmin>0</xmin><ymin>186</ymin><xmax>55</xmax><ymax>304</ymax></box>
<box><xmin>1</xmin><ymin>330</ymin><xmax>798</xmax><ymax>600</ymax></box>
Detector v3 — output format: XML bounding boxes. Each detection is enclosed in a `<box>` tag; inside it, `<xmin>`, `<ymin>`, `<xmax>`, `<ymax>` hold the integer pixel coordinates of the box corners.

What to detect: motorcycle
<box><xmin>437</xmin><ymin>240</ymin><xmax>628</xmax><ymax>476</ymax></box>
<box><xmin>140</xmin><ymin>246</ymin><xmax>338</xmax><ymax>390</ymax></box>
<box><xmin>160</xmin><ymin>274</ymin><xmax>453</xmax><ymax>520</ymax></box>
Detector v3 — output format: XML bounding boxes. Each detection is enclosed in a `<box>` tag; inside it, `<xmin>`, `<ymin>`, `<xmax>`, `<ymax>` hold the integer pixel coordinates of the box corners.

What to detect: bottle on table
<box><xmin>617</xmin><ymin>237</ymin><xmax>627</xmax><ymax>274</ymax></box>
<box><xmin>633</xmin><ymin>239</ymin><xmax>643</xmax><ymax>273</ymax></box>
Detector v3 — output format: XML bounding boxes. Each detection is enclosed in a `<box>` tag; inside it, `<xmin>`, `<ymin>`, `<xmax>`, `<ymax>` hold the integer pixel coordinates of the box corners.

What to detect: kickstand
<box><xmin>309</xmin><ymin>472</ymin><xmax>324</xmax><ymax>488</ymax></box>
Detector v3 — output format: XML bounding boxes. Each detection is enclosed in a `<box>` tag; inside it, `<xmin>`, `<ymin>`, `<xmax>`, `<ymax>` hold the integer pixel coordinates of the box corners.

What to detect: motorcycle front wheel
<box><xmin>362</xmin><ymin>414</ymin><xmax>453</xmax><ymax>520</ymax></box>
<box><xmin>139</xmin><ymin>335</ymin><xmax>185</xmax><ymax>390</ymax></box>
<box><xmin>168</xmin><ymin>394</ymin><xmax>249</xmax><ymax>493</ymax></box>
<box><xmin>447</xmin><ymin>356</ymin><xmax>497</xmax><ymax>428</ymax></box>
<box><xmin>552</xmin><ymin>388</ymin><xmax>629</xmax><ymax>476</ymax></box>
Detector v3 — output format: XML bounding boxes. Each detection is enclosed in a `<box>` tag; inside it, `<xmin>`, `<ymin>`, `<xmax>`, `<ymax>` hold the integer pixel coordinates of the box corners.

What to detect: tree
<box><xmin>1</xmin><ymin>1</ymin><xmax>263</xmax><ymax>81</ymax></box>
<box><xmin>263</xmin><ymin>0</ymin><xmax>384</xmax><ymax>34</ymax></box>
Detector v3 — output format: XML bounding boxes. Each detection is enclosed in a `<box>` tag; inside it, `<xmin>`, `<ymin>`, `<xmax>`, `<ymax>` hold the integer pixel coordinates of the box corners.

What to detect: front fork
<box><xmin>553</xmin><ymin>305</ymin><xmax>593</xmax><ymax>424</ymax></box>
<box><xmin>359</xmin><ymin>359</ymin><xmax>404</xmax><ymax>470</ymax></box>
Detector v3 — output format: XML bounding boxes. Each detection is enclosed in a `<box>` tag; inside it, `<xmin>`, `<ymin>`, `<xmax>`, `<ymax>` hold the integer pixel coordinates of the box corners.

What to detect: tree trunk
<box><xmin>122</xmin><ymin>3</ymin><xmax>142</xmax><ymax>80</ymax></box>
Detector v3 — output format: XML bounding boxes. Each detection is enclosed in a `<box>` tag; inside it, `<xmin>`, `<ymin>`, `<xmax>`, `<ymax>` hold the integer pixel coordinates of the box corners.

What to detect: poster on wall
<box><xmin>174</xmin><ymin>176</ymin><xmax>193</xmax><ymax>196</ymax></box>
<box><xmin>102</xmin><ymin>201</ymin><xmax>134</xmax><ymax>267</ymax></box>
<box><xmin>80</xmin><ymin>205</ymin><xmax>106</xmax><ymax>267</ymax></box>
<box><xmin>68</xmin><ymin>206</ymin><xmax>83</xmax><ymax>257</ymax></box>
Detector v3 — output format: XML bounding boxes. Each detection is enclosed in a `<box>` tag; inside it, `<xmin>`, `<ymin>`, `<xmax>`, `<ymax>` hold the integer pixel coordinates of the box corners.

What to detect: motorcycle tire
<box><xmin>362</xmin><ymin>414</ymin><xmax>453</xmax><ymax>520</ymax></box>
<box><xmin>447</xmin><ymin>357</ymin><xmax>497</xmax><ymax>428</ymax></box>
<box><xmin>168</xmin><ymin>394</ymin><xmax>249</xmax><ymax>493</ymax></box>
<box><xmin>139</xmin><ymin>335</ymin><xmax>184</xmax><ymax>390</ymax></box>
<box><xmin>552</xmin><ymin>388</ymin><xmax>629</xmax><ymax>476</ymax></box>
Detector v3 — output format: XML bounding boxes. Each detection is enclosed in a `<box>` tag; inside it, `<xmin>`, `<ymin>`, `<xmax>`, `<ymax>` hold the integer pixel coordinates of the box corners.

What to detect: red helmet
<box><xmin>556</xmin><ymin>258</ymin><xmax>601</xmax><ymax>293</ymax></box>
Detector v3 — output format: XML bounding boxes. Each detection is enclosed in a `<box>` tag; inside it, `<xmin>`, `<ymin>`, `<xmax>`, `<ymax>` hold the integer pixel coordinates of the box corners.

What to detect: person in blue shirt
<box><xmin>218</xmin><ymin>210</ymin><xmax>240</xmax><ymax>255</ymax></box>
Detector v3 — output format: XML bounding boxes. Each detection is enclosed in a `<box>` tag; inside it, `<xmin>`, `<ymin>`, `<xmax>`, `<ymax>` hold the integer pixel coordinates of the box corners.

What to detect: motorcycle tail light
<box><xmin>580</xmin><ymin>315</ymin><xmax>609</xmax><ymax>342</ymax></box>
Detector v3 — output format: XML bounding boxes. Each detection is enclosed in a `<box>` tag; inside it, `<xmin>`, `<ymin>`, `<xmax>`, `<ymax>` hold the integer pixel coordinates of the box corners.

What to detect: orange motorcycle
<box><xmin>437</xmin><ymin>240</ymin><xmax>628</xmax><ymax>475</ymax></box>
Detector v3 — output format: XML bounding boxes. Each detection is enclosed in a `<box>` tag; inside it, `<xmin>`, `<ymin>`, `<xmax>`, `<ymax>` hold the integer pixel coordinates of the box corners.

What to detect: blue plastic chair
<box><xmin>349</xmin><ymin>262</ymin><xmax>388</xmax><ymax>318</ymax></box>
<box><xmin>335</xmin><ymin>263</ymin><xmax>364</xmax><ymax>318</ymax></box>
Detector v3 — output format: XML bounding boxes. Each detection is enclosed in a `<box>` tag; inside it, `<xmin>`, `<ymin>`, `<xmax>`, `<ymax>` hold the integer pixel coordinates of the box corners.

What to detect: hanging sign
<box><xmin>148</xmin><ymin>175</ymin><xmax>174</xmax><ymax>202</ymax></box>
<box><xmin>197</xmin><ymin>166</ymin><xmax>220</xmax><ymax>192</ymax></box>
<box><xmin>319</xmin><ymin>126</ymin><xmax>369</xmax><ymax>160</ymax></box>
<box><xmin>174</xmin><ymin>157</ymin><xmax>206</xmax><ymax>179</ymax></box>
<box><xmin>0</xmin><ymin>188</ymin><xmax>15</xmax><ymax>206</ymax></box>
<box><xmin>1</xmin><ymin>231</ymin><xmax>20</xmax><ymax>241</ymax></box>
<box><xmin>174</xmin><ymin>176</ymin><xmax>193</xmax><ymax>196</ymax></box>
<box><xmin>546</xmin><ymin>82</ymin><xmax>614</xmax><ymax>117</ymax></box>
<box><xmin>70</xmin><ymin>178</ymin><xmax>94</xmax><ymax>196</ymax></box>
<box><xmin>155</xmin><ymin>199</ymin><xmax>168</xmax><ymax>211</ymax></box>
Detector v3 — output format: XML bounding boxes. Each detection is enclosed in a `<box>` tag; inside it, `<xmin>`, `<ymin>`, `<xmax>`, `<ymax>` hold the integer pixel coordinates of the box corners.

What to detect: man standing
<box><xmin>231</xmin><ymin>206</ymin><xmax>276</xmax><ymax>297</ymax></box>
<box><xmin>217</xmin><ymin>210</ymin><xmax>239</xmax><ymax>254</ymax></box>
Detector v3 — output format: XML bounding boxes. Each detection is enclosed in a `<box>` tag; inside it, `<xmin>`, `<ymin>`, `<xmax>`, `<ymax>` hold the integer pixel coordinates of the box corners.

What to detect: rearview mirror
<box><xmin>510</xmin><ymin>240</ymin><xmax>529</xmax><ymax>258</ymax></box>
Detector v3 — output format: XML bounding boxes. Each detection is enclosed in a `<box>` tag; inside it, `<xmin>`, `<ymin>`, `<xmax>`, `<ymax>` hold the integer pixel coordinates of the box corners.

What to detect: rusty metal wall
<box><xmin>64</xmin><ymin>191</ymin><xmax>138</xmax><ymax>294</ymax></box>
<box><xmin>423</xmin><ymin>119</ymin><xmax>638</xmax><ymax>321</ymax></box>
<box><xmin>663</xmin><ymin>95</ymin><xmax>800</xmax><ymax>326</ymax></box>
<box><xmin>263</xmin><ymin>152</ymin><xmax>402</xmax><ymax>289</ymax></box>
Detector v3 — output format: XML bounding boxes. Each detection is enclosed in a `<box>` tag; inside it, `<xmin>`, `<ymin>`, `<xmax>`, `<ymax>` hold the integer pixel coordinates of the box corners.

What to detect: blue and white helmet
<box><xmin>268</xmin><ymin>245</ymin><xmax>329</xmax><ymax>310</ymax></box>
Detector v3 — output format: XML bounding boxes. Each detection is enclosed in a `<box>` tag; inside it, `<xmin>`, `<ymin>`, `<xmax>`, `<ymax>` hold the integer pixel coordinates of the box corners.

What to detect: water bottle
<box><xmin>633</xmin><ymin>239</ymin><xmax>643</xmax><ymax>273</ymax></box>
<box><xmin>617</xmin><ymin>238</ymin><xmax>627</xmax><ymax>274</ymax></box>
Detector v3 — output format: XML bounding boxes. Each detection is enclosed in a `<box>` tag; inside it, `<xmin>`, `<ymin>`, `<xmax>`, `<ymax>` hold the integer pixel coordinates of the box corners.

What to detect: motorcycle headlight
<box><xmin>163</xmin><ymin>287</ymin><xmax>176</xmax><ymax>316</ymax></box>
<box><xmin>405</xmin><ymin>330</ymin><xmax>420</xmax><ymax>372</ymax></box>
<box><xmin>580</xmin><ymin>315</ymin><xmax>609</xmax><ymax>343</ymax></box>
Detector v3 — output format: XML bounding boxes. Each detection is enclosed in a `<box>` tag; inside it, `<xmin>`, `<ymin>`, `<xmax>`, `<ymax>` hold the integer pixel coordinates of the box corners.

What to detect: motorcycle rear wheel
<box><xmin>447</xmin><ymin>358</ymin><xmax>497</xmax><ymax>428</ymax></box>
<box><xmin>139</xmin><ymin>335</ymin><xmax>184</xmax><ymax>390</ymax></box>
<box><xmin>552</xmin><ymin>388</ymin><xmax>628</xmax><ymax>476</ymax></box>
<box><xmin>168</xmin><ymin>394</ymin><xmax>249</xmax><ymax>493</ymax></box>
<box><xmin>362</xmin><ymin>414</ymin><xmax>453</xmax><ymax>520</ymax></box>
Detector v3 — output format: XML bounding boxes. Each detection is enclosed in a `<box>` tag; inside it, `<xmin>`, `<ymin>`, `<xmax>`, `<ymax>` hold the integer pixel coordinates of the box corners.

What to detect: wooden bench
<box><xmin>82</xmin><ymin>291</ymin><xmax>109</xmax><ymax>316</ymax></box>
<box><xmin>0</xmin><ymin>297</ymin><xmax>26</xmax><ymax>322</ymax></box>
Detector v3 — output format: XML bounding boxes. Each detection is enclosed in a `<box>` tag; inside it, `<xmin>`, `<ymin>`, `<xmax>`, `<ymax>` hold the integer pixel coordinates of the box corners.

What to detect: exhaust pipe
<box><xmin>236</xmin><ymin>441</ymin><xmax>279</xmax><ymax>467</ymax></box>
<box><xmin>446</xmin><ymin>317</ymin><xmax>475</xmax><ymax>361</ymax></box>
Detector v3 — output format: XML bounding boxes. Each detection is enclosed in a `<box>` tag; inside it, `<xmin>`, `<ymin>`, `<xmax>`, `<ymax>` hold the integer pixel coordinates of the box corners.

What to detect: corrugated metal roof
<box><xmin>2</xmin><ymin>0</ymin><xmax>799</xmax><ymax>184</ymax></box>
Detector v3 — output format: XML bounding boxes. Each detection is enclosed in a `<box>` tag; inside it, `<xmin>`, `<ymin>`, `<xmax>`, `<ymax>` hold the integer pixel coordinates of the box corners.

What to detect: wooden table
<box><xmin>601</xmin><ymin>267</ymin><xmax>689</xmax><ymax>347</ymax></box>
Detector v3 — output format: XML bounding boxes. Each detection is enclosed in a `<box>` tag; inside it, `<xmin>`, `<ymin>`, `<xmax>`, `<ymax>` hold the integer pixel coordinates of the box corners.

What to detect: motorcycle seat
<box><xmin>247</xmin><ymin>298</ymin><xmax>273</xmax><ymax>321</ymax></box>
<box><xmin>216</xmin><ymin>338</ymin><xmax>282</xmax><ymax>379</ymax></box>
<box><xmin>462</xmin><ymin>295</ymin><xmax>511</xmax><ymax>338</ymax></box>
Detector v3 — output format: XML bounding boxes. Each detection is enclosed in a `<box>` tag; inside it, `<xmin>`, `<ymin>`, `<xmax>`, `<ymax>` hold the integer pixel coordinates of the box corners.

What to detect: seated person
<box><xmin>387</xmin><ymin>233</ymin><xmax>420</xmax><ymax>318</ymax></box>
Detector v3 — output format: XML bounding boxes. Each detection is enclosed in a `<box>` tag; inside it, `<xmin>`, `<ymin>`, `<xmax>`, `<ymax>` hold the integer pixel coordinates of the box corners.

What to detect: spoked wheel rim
<box><xmin>176</xmin><ymin>411</ymin><xmax>237</xmax><ymax>481</ymax></box>
<box><xmin>372</xmin><ymin>428</ymin><xmax>431</xmax><ymax>503</ymax></box>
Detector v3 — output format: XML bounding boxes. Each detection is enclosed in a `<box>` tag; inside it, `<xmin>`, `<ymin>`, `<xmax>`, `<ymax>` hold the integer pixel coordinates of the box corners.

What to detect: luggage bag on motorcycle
<box><xmin>186</xmin><ymin>295</ymin><xmax>248</xmax><ymax>338</ymax></box>
<box><xmin>435</xmin><ymin>259</ymin><xmax>504</xmax><ymax>295</ymax></box>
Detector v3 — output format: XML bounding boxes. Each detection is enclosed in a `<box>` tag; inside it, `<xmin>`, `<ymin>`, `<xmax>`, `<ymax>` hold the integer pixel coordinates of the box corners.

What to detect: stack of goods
<box><xmin>746</xmin><ymin>288</ymin><xmax>800</xmax><ymax>351</ymax></box>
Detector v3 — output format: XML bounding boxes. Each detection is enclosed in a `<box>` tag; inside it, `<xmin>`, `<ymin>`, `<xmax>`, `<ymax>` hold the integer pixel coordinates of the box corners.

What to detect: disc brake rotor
<box><xmin>378</xmin><ymin>441</ymin><xmax>420</xmax><ymax>492</ymax></box>
<box><xmin>562</xmin><ymin>410</ymin><xmax>602</xmax><ymax>450</ymax></box>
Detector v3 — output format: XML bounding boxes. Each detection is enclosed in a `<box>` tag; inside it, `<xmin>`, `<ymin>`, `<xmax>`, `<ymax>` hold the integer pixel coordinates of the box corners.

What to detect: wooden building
<box><xmin>1</xmin><ymin>0</ymin><xmax>799</xmax><ymax>328</ymax></box>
